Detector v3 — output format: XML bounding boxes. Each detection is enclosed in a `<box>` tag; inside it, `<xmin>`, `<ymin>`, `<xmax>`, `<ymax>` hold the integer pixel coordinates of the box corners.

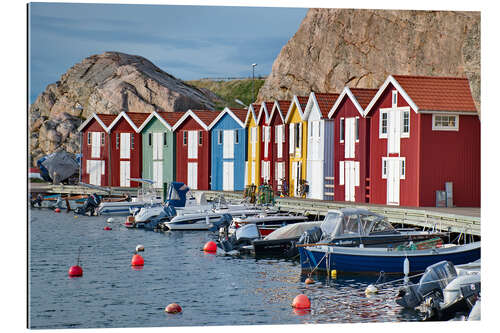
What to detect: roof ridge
<box><xmin>392</xmin><ymin>74</ymin><xmax>469</xmax><ymax>81</ymax></box>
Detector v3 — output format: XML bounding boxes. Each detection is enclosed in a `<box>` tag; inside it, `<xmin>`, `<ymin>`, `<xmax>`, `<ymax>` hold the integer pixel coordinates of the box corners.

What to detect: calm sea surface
<box><xmin>28</xmin><ymin>208</ymin><xmax>422</xmax><ymax>329</ymax></box>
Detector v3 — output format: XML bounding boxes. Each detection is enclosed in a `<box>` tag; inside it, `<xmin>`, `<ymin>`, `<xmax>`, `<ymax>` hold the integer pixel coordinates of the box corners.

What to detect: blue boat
<box><xmin>298</xmin><ymin>241</ymin><xmax>481</xmax><ymax>275</ymax></box>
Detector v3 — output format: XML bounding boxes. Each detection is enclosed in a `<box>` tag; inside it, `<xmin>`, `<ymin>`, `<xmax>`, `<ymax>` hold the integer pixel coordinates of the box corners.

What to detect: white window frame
<box><xmin>355</xmin><ymin>117</ymin><xmax>360</xmax><ymax>142</ymax></box>
<box><xmin>339</xmin><ymin>117</ymin><xmax>345</xmax><ymax>143</ymax></box>
<box><xmin>382</xmin><ymin>158</ymin><xmax>388</xmax><ymax>179</ymax></box>
<box><xmin>101</xmin><ymin>132</ymin><xmax>105</xmax><ymax>146</ymax></box>
<box><xmin>235</xmin><ymin>130</ymin><xmax>239</xmax><ymax>144</ymax></box>
<box><xmin>183</xmin><ymin>131</ymin><xmax>187</xmax><ymax>145</ymax></box>
<box><xmin>379</xmin><ymin>109</ymin><xmax>389</xmax><ymax>139</ymax></box>
<box><xmin>432</xmin><ymin>114</ymin><xmax>459</xmax><ymax>131</ymax></box>
<box><xmin>217</xmin><ymin>130</ymin><xmax>222</xmax><ymax>145</ymax></box>
<box><xmin>392</xmin><ymin>90</ymin><xmax>398</xmax><ymax>107</ymax></box>
<box><xmin>400</xmin><ymin>158</ymin><xmax>406</xmax><ymax>180</ymax></box>
<box><xmin>87</xmin><ymin>132</ymin><xmax>91</xmax><ymax>145</ymax></box>
<box><xmin>401</xmin><ymin>109</ymin><xmax>410</xmax><ymax>138</ymax></box>
<box><xmin>199</xmin><ymin>131</ymin><xmax>203</xmax><ymax>146</ymax></box>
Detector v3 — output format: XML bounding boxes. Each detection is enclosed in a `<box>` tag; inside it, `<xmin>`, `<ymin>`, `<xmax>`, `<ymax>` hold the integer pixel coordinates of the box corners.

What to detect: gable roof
<box><xmin>303</xmin><ymin>92</ymin><xmax>339</xmax><ymax>120</ymax></box>
<box><xmin>244</xmin><ymin>103</ymin><xmax>260</xmax><ymax>126</ymax></box>
<box><xmin>137</xmin><ymin>111</ymin><xmax>185</xmax><ymax>132</ymax></box>
<box><xmin>77</xmin><ymin>113</ymin><xmax>116</xmax><ymax>133</ymax></box>
<box><xmin>328</xmin><ymin>87</ymin><xmax>378</xmax><ymax>118</ymax></box>
<box><xmin>364</xmin><ymin>75</ymin><xmax>477</xmax><ymax>116</ymax></box>
<box><xmin>285</xmin><ymin>95</ymin><xmax>309</xmax><ymax>123</ymax></box>
<box><xmin>106</xmin><ymin>111</ymin><xmax>149</xmax><ymax>132</ymax></box>
<box><xmin>208</xmin><ymin>107</ymin><xmax>246</xmax><ymax>129</ymax></box>
<box><xmin>268</xmin><ymin>100</ymin><xmax>291</xmax><ymax>124</ymax></box>
<box><xmin>257</xmin><ymin>101</ymin><xmax>274</xmax><ymax>124</ymax></box>
<box><xmin>172</xmin><ymin>109</ymin><xmax>219</xmax><ymax>131</ymax></box>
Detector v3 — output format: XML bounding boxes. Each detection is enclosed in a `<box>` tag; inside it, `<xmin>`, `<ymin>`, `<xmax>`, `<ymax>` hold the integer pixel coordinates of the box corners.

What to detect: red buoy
<box><xmin>131</xmin><ymin>254</ymin><xmax>144</xmax><ymax>266</ymax></box>
<box><xmin>165</xmin><ymin>303</ymin><xmax>182</xmax><ymax>313</ymax></box>
<box><xmin>68</xmin><ymin>265</ymin><xmax>83</xmax><ymax>277</ymax></box>
<box><xmin>203</xmin><ymin>241</ymin><xmax>217</xmax><ymax>253</ymax></box>
<box><xmin>103</xmin><ymin>226</ymin><xmax>112</xmax><ymax>231</ymax></box>
<box><xmin>292</xmin><ymin>294</ymin><xmax>311</xmax><ymax>309</ymax></box>
<box><xmin>54</xmin><ymin>208</ymin><xmax>61</xmax><ymax>213</ymax></box>
<box><xmin>305</xmin><ymin>277</ymin><xmax>315</xmax><ymax>285</ymax></box>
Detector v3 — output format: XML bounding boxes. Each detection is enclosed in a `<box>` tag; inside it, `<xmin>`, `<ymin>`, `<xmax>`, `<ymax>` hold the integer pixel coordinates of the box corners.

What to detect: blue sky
<box><xmin>28</xmin><ymin>2</ymin><xmax>308</xmax><ymax>104</ymax></box>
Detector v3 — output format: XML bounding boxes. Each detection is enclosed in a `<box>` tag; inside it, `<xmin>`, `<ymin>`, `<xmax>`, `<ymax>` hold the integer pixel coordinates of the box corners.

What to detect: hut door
<box><xmin>120</xmin><ymin>133</ymin><xmax>130</xmax><ymax>159</ymax></box>
<box><xmin>344</xmin><ymin>161</ymin><xmax>359</xmax><ymax>202</ymax></box>
<box><xmin>88</xmin><ymin>160</ymin><xmax>102</xmax><ymax>186</ymax></box>
<box><xmin>120</xmin><ymin>161</ymin><xmax>130</xmax><ymax>187</ymax></box>
<box><xmin>387</xmin><ymin>109</ymin><xmax>401</xmax><ymax>154</ymax></box>
<box><xmin>188</xmin><ymin>131</ymin><xmax>198</xmax><ymax>159</ymax></box>
<box><xmin>91</xmin><ymin>132</ymin><xmax>101</xmax><ymax>158</ymax></box>
<box><xmin>386</xmin><ymin>158</ymin><xmax>400</xmax><ymax>205</ymax></box>
<box><xmin>187</xmin><ymin>162</ymin><xmax>198</xmax><ymax>189</ymax></box>
<box><xmin>153</xmin><ymin>161</ymin><xmax>163</xmax><ymax>189</ymax></box>
<box><xmin>344</xmin><ymin>118</ymin><xmax>355</xmax><ymax>158</ymax></box>
<box><xmin>276</xmin><ymin>125</ymin><xmax>283</xmax><ymax>158</ymax></box>
<box><xmin>223</xmin><ymin>161</ymin><xmax>234</xmax><ymax>191</ymax></box>
<box><xmin>223</xmin><ymin>130</ymin><xmax>234</xmax><ymax>159</ymax></box>
<box><xmin>251</xmin><ymin>161</ymin><xmax>256</xmax><ymax>185</ymax></box>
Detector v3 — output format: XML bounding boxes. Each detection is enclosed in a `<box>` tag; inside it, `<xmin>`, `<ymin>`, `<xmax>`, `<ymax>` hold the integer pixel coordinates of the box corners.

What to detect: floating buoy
<box><xmin>131</xmin><ymin>254</ymin><xmax>144</xmax><ymax>266</ymax></box>
<box><xmin>305</xmin><ymin>277</ymin><xmax>315</xmax><ymax>285</ymax></box>
<box><xmin>365</xmin><ymin>284</ymin><xmax>378</xmax><ymax>295</ymax></box>
<box><xmin>54</xmin><ymin>208</ymin><xmax>61</xmax><ymax>213</ymax></box>
<box><xmin>292</xmin><ymin>294</ymin><xmax>311</xmax><ymax>309</ymax></box>
<box><xmin>104</xmin><ymin>226</ymin><xmax>112</xmax><ymax>231</ymax></box>
<box><xmin>68</xmin><ymin>265</ymin><xmax>83</xmax><ymax>277</ymax></box>
<box><xmin>165</xmin><ymin>303</ymin><xmax>182</xmax><ymax>314</ymax></box>
<box><xmin>203</xmin><ymin>241</ymin><xmax>217</xmax><ymax>253</ymax></box>
<box><xmin>74</xmin><ymin>215</ymin><xmax>78</xmax><ymax>219</ymax></box>
<box><xmin>330</xmin><ymin>270</ymin><xmax>337</xmax><ymax>278</ymax></box>
<box><xmin>107</xmin><ymin>217</ymin><xmax>116</xmax><ymax>223</ymax></box>
<box><xmin>136</xmin><ymin>244</ymin><xmax>145</xmax><ymax>252</ymax></box>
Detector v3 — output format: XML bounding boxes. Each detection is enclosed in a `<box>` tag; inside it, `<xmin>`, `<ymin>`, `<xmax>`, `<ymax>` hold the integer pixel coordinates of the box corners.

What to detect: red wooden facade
<box><xmin>365</xmin><ymin>75</ymin><xmax>480</xmax><ymax>207</ymax></box>
<box><xmin>328</xmin><ymin>88</ymin><xmax>377</xmax><ymax>203</ymax></box>
<box><xmin>107</xmin><ymin>112</ymin><xmax>149</xmax><ymax>188</ymax></box>
<box><xmin>173</xmin><ymin>109</ymin><xmax>219</xmax><ymax>190</ymax></box>
<box><xmin>268</xmin><ymin>100</ymin><xmax>291</xmax><ymax>193</ymax></box>
<box><xmin>78</xmin><ymin>113</ymin><xmax>115</xmax><ymax>186</ymax></box>
<box><xmin>259</xmin><ymin>102</ymin><xmax>274</xmax><ymax>185</ymax></box>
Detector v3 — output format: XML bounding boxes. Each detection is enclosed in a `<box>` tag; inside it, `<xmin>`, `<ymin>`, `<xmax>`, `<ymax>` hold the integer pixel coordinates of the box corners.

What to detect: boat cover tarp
<box><xmin>40</xmin><ymin>151</ymin><xmax>79</xmax><ymax>184</ymax></box>
<box><xmin>264</xmin><ymin>222</ymin><xmax>322</xmax><ymax>240</ymax></box>
<box><xmin>166</xmin><ymin>182</ymin><xmax>190</xmax><ymax>207</ymax></box>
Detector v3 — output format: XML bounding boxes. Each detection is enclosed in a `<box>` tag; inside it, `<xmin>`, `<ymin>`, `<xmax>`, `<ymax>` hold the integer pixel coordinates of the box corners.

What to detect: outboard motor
<box><xmin>209</xmin><ymin>214</ymin><xmax>232</xmax><ymax>232</ymax></box>
<box><xmin>297</xmin><ymin>226</ymin><xmax>323</xmax><ymax>245</ymax></box>
<box><xmin>74</xmin><ymin>193</ymin><xmax>102</xmax><ymax>216</ymax></box>
<box><xmin>396</xmin><ymin>260</ymin><xmax>457</xmax><ymax>309</ymax></box>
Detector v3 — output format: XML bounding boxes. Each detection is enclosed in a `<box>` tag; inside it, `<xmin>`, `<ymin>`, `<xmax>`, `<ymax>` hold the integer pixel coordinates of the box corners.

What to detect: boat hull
<box><xmin>299</xmin><ymin>242</ymin><xmax>481</xmax><ymax>275</ymax></box>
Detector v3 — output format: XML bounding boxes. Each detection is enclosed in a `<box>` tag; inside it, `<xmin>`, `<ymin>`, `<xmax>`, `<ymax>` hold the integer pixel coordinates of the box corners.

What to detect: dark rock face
<box><xmin>29</xmin><ymin>51</ymin><xmax>214</xmax><ymax>165</ymax></box>
<box><xmin>258</xmin><ymin>9</ymin><xmax>480</xmax><ymax>112</ymax></box>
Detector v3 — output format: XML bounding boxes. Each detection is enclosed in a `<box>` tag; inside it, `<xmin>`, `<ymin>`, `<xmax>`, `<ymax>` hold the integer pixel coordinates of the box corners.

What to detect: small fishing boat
<box><xmin>252</xmin><ymin>221</ymin><xmax>322</xmax><ymax>258</ymax></box>
<box><xmin>97</xmin><ymin>179</ymin><xmax>163</xmax><ymax>215</ymax></box>
<box><xmin>298</xmin><ymin>241</ymin><xmax>480</xmax><ymax>275</ymax></box>
<box><xmin>232</xmin><ymin>213</ymin><xmax>308</xmax><ymax>236</ymax></box>
<box><xmin>396</xmin><ymin>260</ymin><xmax>481</xmax><ymax>321</ymax></box>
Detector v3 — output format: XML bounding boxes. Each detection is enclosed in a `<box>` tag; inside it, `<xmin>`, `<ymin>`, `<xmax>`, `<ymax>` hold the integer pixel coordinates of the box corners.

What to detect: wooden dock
<box><xmin>28</xmin><ymin>184</ymin><xmax>480</xmax><ymax>236</ymax></box>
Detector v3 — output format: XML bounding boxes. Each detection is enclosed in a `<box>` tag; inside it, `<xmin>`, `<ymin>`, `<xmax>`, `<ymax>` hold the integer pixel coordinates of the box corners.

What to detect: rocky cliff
<box><xmin>257</xmin><ymin>9</ymin><xmax>480</xmax><ymax>111</ymax></box>
<box><xmin>29</xmin><ymin>52</ymin><xmax>214</xmax><ymax>165</ymax></box>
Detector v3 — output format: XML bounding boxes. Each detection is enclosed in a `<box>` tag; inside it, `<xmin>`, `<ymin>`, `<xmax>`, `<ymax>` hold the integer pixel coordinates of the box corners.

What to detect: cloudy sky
<box><xmin>28</xmin><ymin>2</ymin><xmax>307</xmax><ymax>104</ymax></box>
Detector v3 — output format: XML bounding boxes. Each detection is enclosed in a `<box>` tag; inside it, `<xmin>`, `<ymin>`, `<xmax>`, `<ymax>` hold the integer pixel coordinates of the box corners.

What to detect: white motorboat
<box><xmin>97</xmin><ymin>179</ymin><xmax>162</xmax><ymax>215</ymax></box>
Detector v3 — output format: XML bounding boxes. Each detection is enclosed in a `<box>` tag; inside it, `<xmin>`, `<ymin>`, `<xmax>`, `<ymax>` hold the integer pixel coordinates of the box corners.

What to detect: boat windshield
<box><xmin>368</xmin><ymin>217</ymin><xmax>395</xmax><ymax>234</ymax></box>
<box><xmin>169</xmin><ymin>185</ymin><xmax>181</xmax><ymax>201</ymax></box>
<box><xmin>320</xmin><ymin>211</ymin><xmax>342</xmax><ymax>238</ymax></box>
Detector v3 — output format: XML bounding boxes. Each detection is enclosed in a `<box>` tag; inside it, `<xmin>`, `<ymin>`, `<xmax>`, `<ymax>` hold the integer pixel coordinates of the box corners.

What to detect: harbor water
<box><xmin>29</xmin><ymin>208</ymin><xmax>422</xmax><ymax>329</ymax></box>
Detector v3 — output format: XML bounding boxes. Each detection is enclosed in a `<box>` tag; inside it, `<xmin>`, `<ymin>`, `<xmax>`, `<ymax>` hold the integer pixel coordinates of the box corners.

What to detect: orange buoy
<box><xmin>292</xmin><ymin>294</ymin><xmax>311</xmax><ymax>309</ymax></box>
<box><xmin>165</xmin><ymin>303</ymin><xmax>182</xmax><ymax>314</ymax></box>
<box><xmin>203</xmin><ymin>241</ymin><xmax>217</xmax><ymax>253</ymax></box>
<box><xmin>103</xmin><ymin>226</ymin><xmax>112</xmax><ymax>231</ymax></box>
<box><xmin>54</xmin><ymin>208</ymin><xmax>61</xmax><ymax>213</ymax></box>
<box><xmin>305</xmin><ymin>277</ymin><xmax>315</xmax><ymax>285</ymax></box>
<box><xmin>68</xmin><ymin>265</ymin><xmax>83</xmax><ymax>277</ymax></box>
<box><xmin>131</xmin><ymin>254</ymin><xmax>144</xmax><ymax>266</ymax></box>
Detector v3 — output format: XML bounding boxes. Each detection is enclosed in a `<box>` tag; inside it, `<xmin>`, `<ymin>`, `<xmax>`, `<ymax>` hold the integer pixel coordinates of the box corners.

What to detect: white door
<box><xmin>188</xmin><ymin>162</ymin><xmax>198</xmax><ymax>189</ymax></box>
<box><xmin>188</xmin><ymin>131</ymin><xmax>198</xmax><ymax>159</ymax></box>
<box><xmin>344</xmin><ymin>118</ymin><xmax>355</xmax><ymax>158</ymax></box>
<box><xmin>153</xmin><ymin>132</ymin><xmax>163</xmax><ymax>160</ymax></box>
<box><xmin>91</xmin><ymin>132</ymin><xmax>101</xmax><ymax>158</ymax></box>
<box><xmin>153</xmin><ymin>161</ymin><xmax>163</xmax><ymax>188</ymax></box>
<box><xmin>344</xmin><ymin>161</ymin><xmax>359</xmax><ymax>202</ymax></box>
<box><xmin>223</xmin><ymin>161</ymin><xmax>234</xmax><ymax>191</ymax></box>
<box><xmin>293</xmin><ymin>161</ymin><xmax>301</xmax><ymax>196</ymax></box>
<box><xmin>120</xmin><ymin>161</ymin><xmax>130</xmax><ymax>187</ymax></box>
<box><xmin>276</xmin><ymin>125</ymin><xmax>283</xmax><ymax>158</ymax></box>
<box><xmin>310</xmin><ymin>160</ymin><xmax>322</xmax><ymax>199</ymax></box>
<box><xmin>251</xmin><ymin>161</ymin><xmax>256</xmax><ymax>185</ymax></box>
<box><xmin>120</xmin><ymin>133</ymin><xmax>130</xmax><ymax>159</ymax></box>
<box><xmin>388</xmin><ymin>109</ymin><xmax>401</xmax><ymax>154</ymax></box>
<box><xmin>88</xmin><ymin>160</ymin><xmax>102</xmax><ymax>186</ymax></box>
<box><xmin>223</xmin><ymin>130</ymin><xmax>234</xmax><ymax>159</ymax></box>
<box><xmin>387</xmin><ymin>158</ymin><xmax>401</xmax><ymax>205</ymax></box>
<box><xmin>263</xmin><ymin>126</ymin><xmax>270</xmax><ymax>158</ymax></box>
<box><xmin>251</xmin><ymin>127</ymin><xmax>257</xmax><ymax>158</ymax></box>
<box><xmin>276</xmin><ymin>162</ymin><xmax>282</xmax><ymax>186</ymax></box>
